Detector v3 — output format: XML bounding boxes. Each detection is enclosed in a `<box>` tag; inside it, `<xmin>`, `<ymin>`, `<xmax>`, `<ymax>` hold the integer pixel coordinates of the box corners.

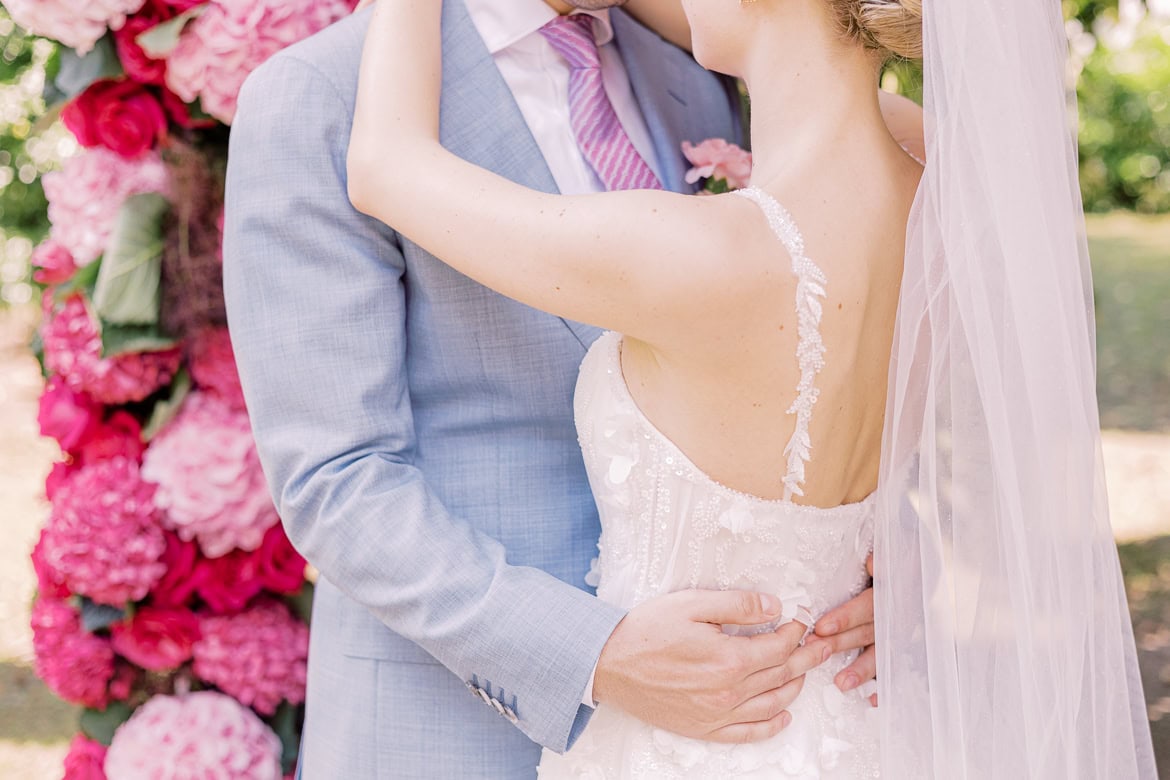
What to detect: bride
<box><xmin>346</xmin><ymin>0</ymin><xmax>1156</xmax><ymax>777</ymax></box>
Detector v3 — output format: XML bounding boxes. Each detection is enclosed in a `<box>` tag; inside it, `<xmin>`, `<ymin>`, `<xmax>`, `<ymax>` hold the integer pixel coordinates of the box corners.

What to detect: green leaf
<box><xmin>80</xmin><ymin>701</ymin><xmax>135</xmax><ymax>747</ymax></box>
<box><xmin>285</xmin><ymin>581</ymin><xmax>315</xmax><ymax>627</ymax></box>
<box><xmin>53</xmin><ymin>258</ymin><xmax>102</xmax><ymax>304</ymax></box>
<box><xmin>47</xmin><ymin>36</ymin><xmax>122</xmax><ymax>106</ymax></box>
<box><xmin>93</xmin><ymin>193</ymin><xmax>170</xmax><ymax>326</ymax></box>
<box><xmin>99</xmin><ymin>321</ymin><xmax>178</xmax><ymax>359</ymax></box>
<box><xmin>704</xmin><ymin>178</ymin><xmax>731</xmax><ymax>195</ymax></box>
<box><xmin>143</xmin><ymin>369</ymin><xmax>192</xmax><ymax>441</ymax></box>
<box><xmin>135</xmin><ymin>6</ymin><xmax>208</xmax><ymax>59</ymax></box>
<box><xmin>79</xmin><ymin>597</ymin><xmax>127</xmax><ymax>633</ymax></box>
<box><xmin>268</xmin><ymin>701</ymin><xmax>303</xmax><ymax>775</ymax></box>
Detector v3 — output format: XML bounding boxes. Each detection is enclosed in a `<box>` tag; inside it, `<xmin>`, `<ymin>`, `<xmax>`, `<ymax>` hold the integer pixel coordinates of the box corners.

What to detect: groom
<box><xmin>225</xmin><ymin>0</ymin><xmax>878</xmax><ymax>776</ymax></box>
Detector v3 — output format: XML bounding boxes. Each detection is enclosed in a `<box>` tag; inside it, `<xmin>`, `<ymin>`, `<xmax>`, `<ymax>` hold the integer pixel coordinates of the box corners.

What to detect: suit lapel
<box><xmin>439</xmin><ymin>0</ymin><xmax>600</xmax><ymax>349</ymax></box>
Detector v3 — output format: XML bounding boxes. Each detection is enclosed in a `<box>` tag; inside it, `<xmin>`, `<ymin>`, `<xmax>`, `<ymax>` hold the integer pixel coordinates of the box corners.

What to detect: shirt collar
<box><xmin>463</xmin><ymin>0</ymin><xmax>614</xmax><ymax>55</ymax></box>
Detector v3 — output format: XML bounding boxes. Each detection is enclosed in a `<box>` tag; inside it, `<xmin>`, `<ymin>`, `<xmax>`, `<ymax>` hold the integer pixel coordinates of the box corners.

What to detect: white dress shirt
<box><xmin>463</xmin><ymin>0</ymin><xmax>658</xmax><ymax>708</ymax></box>
<box><xmin>463</xmin><ymin>0</ymin><xmax>662</xmax><ymax>196</ymax></box>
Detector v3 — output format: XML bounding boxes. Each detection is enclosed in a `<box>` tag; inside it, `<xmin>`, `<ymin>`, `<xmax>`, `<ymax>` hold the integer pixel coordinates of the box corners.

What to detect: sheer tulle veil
<box><xmin>874</xmin><ymin>0</ymin><xmax>1158</xmax><ymax>777</ymax></box>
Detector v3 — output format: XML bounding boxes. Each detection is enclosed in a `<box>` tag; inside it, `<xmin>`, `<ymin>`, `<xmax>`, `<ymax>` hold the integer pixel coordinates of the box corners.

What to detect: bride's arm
<box><xmin>348</xmin><ymin>1</ymin><xmax>742</xmax><ymax>344</ymax></box>
<box><xmin>624</xmin><ymin>0</ymin><xmax>692</xmax><ymax>51</ymax></box>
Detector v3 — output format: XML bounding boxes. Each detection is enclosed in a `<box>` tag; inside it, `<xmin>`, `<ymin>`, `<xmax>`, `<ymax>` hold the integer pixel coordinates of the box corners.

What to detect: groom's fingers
<box><xmin>835</xmin><ymin>644</ymin><xmax>877</xmax><ymax>695</ymax></box>
<box><xmin>813</xmin><ymin>585</ymin><xmax>874</xmax><ymax>647</ymax></box>
<box><xmin>739</xmin><ymin>620</ymin><xmax>807</xmax><ymax>673</ymax></box>
<box><xmin>740</xmin><ymin>634</ymin><xmax>829</xmax><ymax>700</ymax></box>
<box><xmin>718</xmin><ymin>675</ymin><xmax>804</xmax><ymax>735</ymax></box>
<box><xmin>684</xmin><ymin>589</ymin><xmax>785</xmax><ymax>627</ymax></box>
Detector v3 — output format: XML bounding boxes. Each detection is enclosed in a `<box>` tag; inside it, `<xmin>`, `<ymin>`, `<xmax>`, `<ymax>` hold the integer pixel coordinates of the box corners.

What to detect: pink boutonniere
<box><xmin>682</xmin><ymin>138</ymin><xmax>753</xmax><ymax>194</ymax></box>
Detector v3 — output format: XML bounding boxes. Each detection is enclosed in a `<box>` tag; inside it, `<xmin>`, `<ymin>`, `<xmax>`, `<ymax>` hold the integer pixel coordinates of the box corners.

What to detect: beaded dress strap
<box><xmin>732</xmin><ymin>186</ymin><xmax>828</xmax><ymax>502</ymax></box>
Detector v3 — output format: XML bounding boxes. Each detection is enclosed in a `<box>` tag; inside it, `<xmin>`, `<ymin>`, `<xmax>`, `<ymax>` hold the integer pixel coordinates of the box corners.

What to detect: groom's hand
<box><xmin>592</xmin><ymin>590</ymin><xmax>832</xmax><ymax>744</ymax></box>
<box><xmin>814</xmin><ymin>553</ymin><xmax>877</xmax><ymax>706</ymax></box>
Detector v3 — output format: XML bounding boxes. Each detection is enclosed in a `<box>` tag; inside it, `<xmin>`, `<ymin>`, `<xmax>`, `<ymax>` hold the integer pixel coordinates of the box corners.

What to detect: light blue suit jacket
<box><xmin>224</xmin><ymin>3</ymin><xmax>740</xmax><ymax>777</ymax></box>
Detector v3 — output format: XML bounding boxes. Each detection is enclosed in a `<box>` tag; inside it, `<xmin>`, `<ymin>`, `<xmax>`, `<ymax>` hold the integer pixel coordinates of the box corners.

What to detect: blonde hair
<box><xmin>834</xmin><ymin>0</ymin><xmax>923</xmax><ymax>60</ymax></box>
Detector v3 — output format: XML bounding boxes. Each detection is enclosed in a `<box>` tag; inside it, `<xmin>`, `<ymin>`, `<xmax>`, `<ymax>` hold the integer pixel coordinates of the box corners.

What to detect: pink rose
<box><xmin>30</xmin><ymin>598</ymin><xmax>116</xmax><ymax>709</ymax></box>
<box><xmin>37</xmin><ymin>377</ymin><xmax>102</xmax><ymax>454</ymax></box>
<box><xmin>682</xmin><ymin>138</ymin><xmax>753</xmax><ymax>193</ymax></box>
<box><xmin>192</xmin><ymin>550</ymin><xmax>264</xmax><ymax>615</ymax></box>
<box><xmin>3</xmin><ymin>0</ymin><xmax>146</xmax><ymax>55</ymax></box>
<box><xmin>110</xmin><ymin>606</ymin><xmax>201</xmax><ymax>671</ymax></box>
<box><xmin>45</xmin><ymin>461</ymin><xmax>80</xmax><ymax>502</ymax></box>
<box><xmin>255</xmin><ymin>524</ymin><xmax>307</xmax><ymax>595</ymax></box>
<box><xmin>62</xmin><ymin>79</ymin><xmax>168</xmax><ymax>159</ymax></box>
<box><xmin>31</xmin><ymin>240</ymin><xmax>78</xmax><ymax>285</ymax></box>
<box><xmin>149</xmin><ymin>532</ymin><xmax>201</xmax><ymax>608</ymax></box>
<box><xmin>63</xmin><ymin>734</ymin><xmax>108</xmax><ymax>780</ymax></box>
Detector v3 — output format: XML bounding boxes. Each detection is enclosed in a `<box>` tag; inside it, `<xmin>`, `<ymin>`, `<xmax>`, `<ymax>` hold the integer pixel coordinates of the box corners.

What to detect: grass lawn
<box><xmin>1089</xmin><ymin>211</ymin><xmax>1170</xmax><ymax>432</ymax></box>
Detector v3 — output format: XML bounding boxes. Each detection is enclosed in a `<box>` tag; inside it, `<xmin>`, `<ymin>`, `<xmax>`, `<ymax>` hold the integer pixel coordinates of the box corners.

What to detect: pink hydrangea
<box><xmin>40</xmin><ymin>456</ymin><xmax>167</xmax><ymax>606</ymax></box>
<box><xmin>30</xmin><ymin>599</ymin><xmax>115</xmax><ymax>709</ymax></box>
<box><xmin>192</xmin><ymin>600</ymin><xmax>308</xmax><ymax>715</ymax></box>
<box><xmin>41</xmin><ymin>293</ymin><xmax>182</xmax><ymax>405</ymax></box>
<box><xmin>165</xmin><ymin>0</ymin><xmax>353</xmax><ymax>124</ymax></box>
<box><xmin>190</xmin><ymin>326</ymin><xmax>246</xmax><ymax>409</ymax></box>
<box><xmin>141</xmin><ymin>391</ymin><xmax>279</xmax><ymax>557</ymax></box>
<box><xmin>43</xmin><ymin>147</ymin><xmax>169</xmax><ymax>266</ymax></box>
<box><xmin>63</xmin><ymin>734</ymin><xmax>108</xmax><ymax>780</ymax></box>
<box><xmin>37</xmin><ymin>376</ymin><xmax>102</xmax><ymax>454</ymax></box>
<box><xmin>682</xmin><ymin>138</ymin><xmax>754</xmax><ymax>192</ymax></box>
<box><xmin>4</xmin><ymin>0</ymin><xmax>145</xmax><ymax>54</ymax></box>
<box><xmin>105</xmin><ymin>691</ymin><xmax>283</xmax><ymax>779</ymax></box>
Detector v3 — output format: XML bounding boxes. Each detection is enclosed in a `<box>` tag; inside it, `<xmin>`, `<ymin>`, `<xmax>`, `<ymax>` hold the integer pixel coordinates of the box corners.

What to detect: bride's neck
<box><xmin>741</xmin><ymin>15</ymin><xmax>888</xmax><ymax>189</ymax></box>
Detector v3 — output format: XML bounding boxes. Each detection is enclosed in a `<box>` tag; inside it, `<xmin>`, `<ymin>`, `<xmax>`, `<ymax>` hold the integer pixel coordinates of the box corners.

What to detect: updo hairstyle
<box><xmin>832</xmin><ymin>0</ymin><xmax>923</xmax><ymax>60</ymax></box>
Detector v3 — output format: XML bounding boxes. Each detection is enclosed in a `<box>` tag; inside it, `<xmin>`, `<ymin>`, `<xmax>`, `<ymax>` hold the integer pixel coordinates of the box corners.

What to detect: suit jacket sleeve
<box><xmin>222</xmin><ymin>53</ymin><xmax>626</xmax><ymax>753</ymax></box>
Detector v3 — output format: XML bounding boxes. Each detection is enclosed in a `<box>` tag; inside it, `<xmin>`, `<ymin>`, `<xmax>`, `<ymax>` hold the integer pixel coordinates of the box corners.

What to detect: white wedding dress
<box><xmin>538</xmin><ymin>188</ymin><xmax>880</xmax><ymax>779</ymax></box>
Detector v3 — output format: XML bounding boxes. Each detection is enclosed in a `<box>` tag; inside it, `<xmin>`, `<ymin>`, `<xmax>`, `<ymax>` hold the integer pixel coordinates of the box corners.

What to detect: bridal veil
<box><xmin>874</xmin><ymin>0</ymin><xmax>1158</xmax><ymax>776</ymax></box>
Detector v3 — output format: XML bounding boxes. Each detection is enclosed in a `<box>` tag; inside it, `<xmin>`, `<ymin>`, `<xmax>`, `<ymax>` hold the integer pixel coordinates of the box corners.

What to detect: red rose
<box><xmin>31</xmin><ymin>240</ymin><xmax>78</xmax><ymax>286</ymax></box>
<box><xmin>256</xmin><ymin>524</ymin><xmax>307</xmax><ymax>595</ymax></box>
<box><xmin>160</xmin><ymin>87</ymin><xmax>218</xmax><ymax>130</ymax></box>
<box><xmin>62</xmin><ymin>79</ymin><xmax>168</xmax><ymax>159</ymax></box>
<box><xmin>113</xmin><ymin>17</ymin><xmax>168</xmax><ymax>86</ymax></box>
<box><xmin>110</xmin><ymin>606</ymin><xmax>201</xmax><ymax>671</ymax></box>
<box><xmin>38</xmin><ymin>377</ymin><xmax>103</xmax><ymax>454</ymax></box>
<box><xmin>31</xmin><ymin>529</ymin><xmax>71</xmax><ymax>599</ymax></box>
<box><xmin>77</xmin><ymin>411</ymin><xmax>145</xmax><ymax>465</ymax></box>
<box><xmin>107</xmin><ymin>661</ymin><xmax>139</xmax><ymax>702</ymax></box>
<box><xmin>192</xmin><ymin>550</ymin><xmax>264</xmax><ymax>614</ymax></box>
<box><xmin>149</xmin><ymin>532</ymin><xmax>200</xmax><ymax>608</ymax></box>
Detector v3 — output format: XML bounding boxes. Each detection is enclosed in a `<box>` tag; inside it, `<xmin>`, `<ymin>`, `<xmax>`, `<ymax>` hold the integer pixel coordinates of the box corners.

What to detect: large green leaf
<box><xmin>99</xmin><ymin>321</ymin><xmax>178</xmax><ymax>359</ymax></box>
<box><xmin>136</xmin><ymin>6</ymin><xmax>208</xmax><ymax>59</ymax></box>
<box><xmin>268</xmin><ymin>701</ymin><xmax>303</xmax><ymax>775</ymax></box>
<box><xmin>46</xmin><ymin>36</ymin><xmax>122</xmax><ymax>106</ymax></box>
<box><xmin>80</xmin><ymin>702</ymin><xmax>134</xmax><ymax>747</ymax></box>
<box><xmin>93</xmin><ymin>193</ymin><xmax>170</xmax><ymax>326</ymax></box>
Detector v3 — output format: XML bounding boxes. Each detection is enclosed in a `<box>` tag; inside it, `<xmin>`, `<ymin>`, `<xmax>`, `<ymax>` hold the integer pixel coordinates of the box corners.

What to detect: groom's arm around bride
<box><xmin>224</xmin><ymin>2</ymin><xmax>871</xmax><ymax>776</ymax></box>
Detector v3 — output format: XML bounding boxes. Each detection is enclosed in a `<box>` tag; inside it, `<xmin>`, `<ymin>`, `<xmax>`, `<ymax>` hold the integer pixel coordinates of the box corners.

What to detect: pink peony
<box><xmin>4</xmin><ymin>0</ymin><xmax>145</xmax><ymax>54</ymax></box>
<box><xmin>37</xmin><ymin>376</ymin><xmax>102</xmax><ymax>454</ymax></box>
<box><xmin>41</xmin><ymin>293</ymin><xmax>182</xmax><ymax>405</ymax></box>
<box><xmin>189</xmin><ymin>326</ymin><xmax>246</xmax><ymax>409</ymax></box>
<box><xmin>31</xmin><ymin>528</ymin><xmax>71</xmax><ymax>599</ymax></box>
<box><xmin>43</xmin><ymin>147</ymin><xmax>169</xmax><ymax>266</ymax></box>
<box><xmin>30</xmin><ymin>599</ymin><xmax>115</xmax><ymax>709</ymax></box>
<box><xmin>191</xmin><ymin>548</ymin><xmax>264</xmax><ymax>615</ymax></box>
<box><xmin>192</xmin><ymin>601</ymin><xmax>309</xmax><ymax>715</ymax></box>
<box><xmin>31</xmin><ymin>239</ymin><xmax>78</xmax><ymax>285</ymax></box>
<box><xmin>105</xmin><ymin>691</ymin><xmax>283</xmax><ymax>779</ymax></box>
<box><xmin>110</xmin><ymin>606</ymin><xmax>201</xmax><ymax>671</ymax></box>
<box><xmin>681</xmin><ymin>138</ymin><xmax>754</xmax><ymax>192</ymax></box>
<box><xmin>165</xmin><ymin>0</ymin><xmax>353</xmax><ymax>124</ymax></box>
<box><xmin>141</xmin><ymin>391</ymin><xmax>279</xmax><ymax>558</ymax></box>
<box><xmin>40</xmin><ymin>456</ymin><xmax>167</xmax><ymax>606</ymax></box>
<box><xmin>63</xmin><ymin>734</ymin><xmax>108</xmax><ymax>780</ymax></box>
<box><xmin>149</xmin><ymin>532</ymin><xmax>201</xmax><ymax>608</ymax></box>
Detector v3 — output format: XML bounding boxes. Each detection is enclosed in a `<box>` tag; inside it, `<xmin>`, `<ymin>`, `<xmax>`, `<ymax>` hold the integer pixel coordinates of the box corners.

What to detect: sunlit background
<box><xmin>0</xmin><ymin>0</ymin><xmax>1167</xmax><ymax>776</ymax></box>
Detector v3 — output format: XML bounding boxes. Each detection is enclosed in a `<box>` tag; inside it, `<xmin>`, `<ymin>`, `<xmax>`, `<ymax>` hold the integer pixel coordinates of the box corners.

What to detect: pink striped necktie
<box><xmin>539</xmin><ymin>14</ymin><xmax>663</xmax><ymax>192</ymax></box>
